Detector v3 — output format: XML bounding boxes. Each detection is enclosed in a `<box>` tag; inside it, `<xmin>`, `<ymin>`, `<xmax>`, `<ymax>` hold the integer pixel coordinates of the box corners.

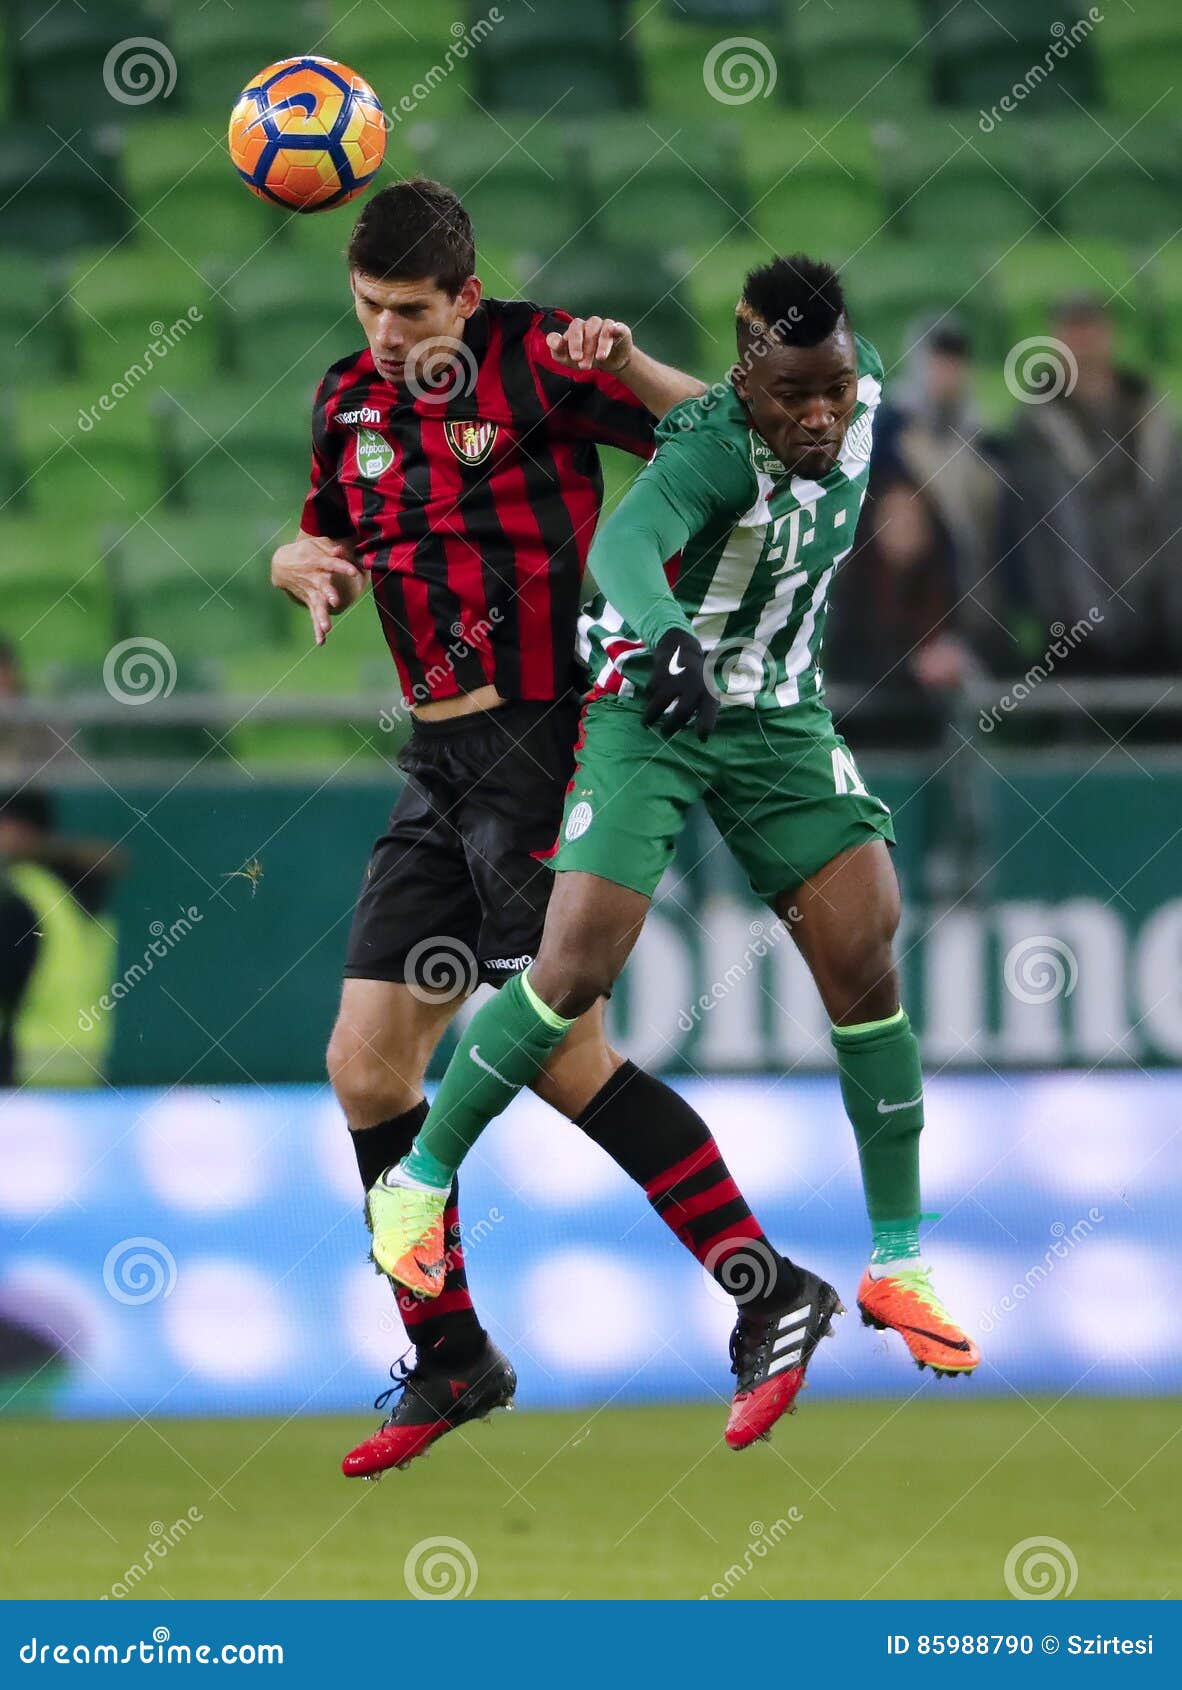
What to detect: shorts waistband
<box><xmin>408</xmin><ymin>696</ymin><xmax>574</xmax><ymax>740</ymax></box>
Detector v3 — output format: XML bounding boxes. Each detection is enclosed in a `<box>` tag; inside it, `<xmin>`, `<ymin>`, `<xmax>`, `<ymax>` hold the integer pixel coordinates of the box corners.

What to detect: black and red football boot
<box><xmin>341</xmin><ymin>1340</ymin><xmax>517</xmax><ymax>1479</ymax></box>
<box><xmin>724</xmin><ymin>1269</ymin><xmax>843</xmax><ymax>1450</ymax></box>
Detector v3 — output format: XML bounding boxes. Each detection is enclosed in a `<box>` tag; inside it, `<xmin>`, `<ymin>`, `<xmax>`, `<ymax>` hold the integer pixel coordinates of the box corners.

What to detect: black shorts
<box><xmin>343</xmin><ymin>697</ymin><xmax>580</xmax><ymax>992</ymax></box>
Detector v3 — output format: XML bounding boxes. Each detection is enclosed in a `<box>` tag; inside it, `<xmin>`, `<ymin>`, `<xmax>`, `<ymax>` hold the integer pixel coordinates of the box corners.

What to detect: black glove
<box><xmin>642</xmin><ymin>629</ymin><xmax>720</xmax><ymax>741</ymax></box>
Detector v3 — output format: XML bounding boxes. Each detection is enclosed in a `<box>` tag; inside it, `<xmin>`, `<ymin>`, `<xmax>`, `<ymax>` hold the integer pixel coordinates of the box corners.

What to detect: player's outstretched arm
<box><xmin>545</xmin><ymin>316</ymin><xmax>705</xmax><ymax>419</ymax></box>
<box><xmin>271</xmin><ymin>532</ymin><xmax>366</xmax><ymax>647</ymax></box>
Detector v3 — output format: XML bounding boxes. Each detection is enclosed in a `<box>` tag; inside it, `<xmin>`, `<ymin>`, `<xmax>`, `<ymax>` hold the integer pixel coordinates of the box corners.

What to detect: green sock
<box><xmin>831</xmin><ymin>1006</ymin><xmax>923</xmax><ymax>1264</ymax></box>
<box><xmin>404</xmin><ymin>970</ymin><xmax>574</xmax><ymax>1183</ymax></box>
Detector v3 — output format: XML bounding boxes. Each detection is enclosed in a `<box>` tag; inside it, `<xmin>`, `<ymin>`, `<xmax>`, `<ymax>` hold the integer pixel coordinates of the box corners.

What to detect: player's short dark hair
<box><xmin>347</xmin><ymin>178</ymin><xmax>476</xmax><ymax>296</ymax></box>
<box><xmin>738</xmin><ymin>254</ymin><xmax>848</xmax><ymax>350</ymax></box>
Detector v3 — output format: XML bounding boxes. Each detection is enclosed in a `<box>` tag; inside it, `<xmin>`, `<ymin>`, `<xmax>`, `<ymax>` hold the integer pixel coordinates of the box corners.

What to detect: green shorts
<box><xmin>549</xmin><ymin>697</ymin><xmax>895</xmax><ymax>904</ymax></box>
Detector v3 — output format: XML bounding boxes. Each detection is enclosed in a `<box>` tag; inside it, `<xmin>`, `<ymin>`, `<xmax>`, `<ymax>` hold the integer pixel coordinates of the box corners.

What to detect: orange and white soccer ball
<box><xmin>228</xmin><ymin>56</ymin><xmax>386</xmax><ymax>213</ymax></box>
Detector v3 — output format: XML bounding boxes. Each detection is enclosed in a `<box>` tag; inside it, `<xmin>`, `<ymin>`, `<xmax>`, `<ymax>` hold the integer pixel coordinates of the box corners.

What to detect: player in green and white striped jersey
<box><xmin>376</xmin><ymin>256</ymin><xmax>979</xmax><ymax>1411</ymax></box>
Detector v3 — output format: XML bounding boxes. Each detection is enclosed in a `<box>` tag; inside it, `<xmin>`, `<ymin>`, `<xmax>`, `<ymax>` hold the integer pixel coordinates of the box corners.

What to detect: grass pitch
<box><xmin>2</xmin><ymin>1398</ymin><xmax>1178</xmax><ymax>1601</ymax></box>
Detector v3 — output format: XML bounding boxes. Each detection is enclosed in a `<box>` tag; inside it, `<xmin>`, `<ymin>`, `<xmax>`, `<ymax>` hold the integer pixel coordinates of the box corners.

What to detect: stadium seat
<box><xmin>1144</xmin><ymin>247</ymin><xmax>1182</xmax><ymax>365</ymax></box>
<box><xmin>570</xmin><ymin>115</ymin><xmax>746</xmax><ymax>252</ymax></box>
<box><xmin>320</xmin><ymin>6</ymin><xmax>479</xmax><ymax>123</ymax></box>
<box><xmin>1044</xmin><ymin>118</ymin><xmax>1180</xmax><ymax>249</ymax></box>
<box><xmin>170</xmin><ymin>5</ymin><xmax>331</xmax><ymax>113</ymax></box>
<box><xmin>874</xmin><ymin>114</ymin><xmax>1047</xmax><ymax>248</ymax></box>
<box><xmin>932</xmin><ymin>2</ymin><xmax>1098</xmax><ymax>110</ymax></box>
<box><xmin>740</xmin><ymin>109</ymin><xmax>885</xmax><ymax>261</ymax></box>
<box><xmin>840</xmin><ymin>241</ymin><xmax>1003</xmax><ymax>371</ymax></box>
<box><xmin>677</xmin><ymin>238</ymin><xmax>767</xmax><ymax>373</ymax></box>
<box><xmin>105</xmin><ymin>514</ymin><xmax>288</xmax><ymax>663</ymax></box>
<box><xmin>990</xmin><ymin>238</ymin><xmax>1152</xmax><ymax>367</ymax></box>
<box><xmin>122</xmin><ymin>119</ymin><xmax>284</xmax><ymax>267</ymax></box>
<box><xmin>10</xmin><ymin>3</ymin><xmax>159</xmax><ymax>128</ymax></box>
<box><xmin>220</xmin><ymin>261</ymin><xmax>358</xmax><ymax>386</ymax></box>
<box><xmin>0</xmin><ymin>253</ymin><xmax>73</xmax><ymax>380</ymax></box>
<box><xmin>405</xmin><ymin>117</ymin><xmax>579</xmax><ymax>253</ymax></box>
<box><xmin>161</xmin><ymin>383</ymin><xmax>313</xmax><ymax>521</ymax></box>
<box><xmin>67</xmin><ymin>247</ymin><xmax>223</xmax><ymax>387</ymax></box>
<box><xmin>789</xmin><ymin>0</ymin><xmax>929</xmax><ymax>114</ymax></box>
<box><xmin>0</xmin><ymin>128</ymin><xmax>127</xmax><ymax>255</ymax></box>
<box><xmin>16</xmin><ymin>381</ymin><xmax>165</xmax><ymax>521</ymax></box>
<box><xmin>0</xmin><ymin>517</ymin><xmax>113</xmax><ymax>683</ymax></box>
<box><xmin>471</xmin><ymin>1</ymin><xmax>641</xmax><ymax>114</ymax></box>
<box><xmin>526</xmin><ymin>242</ymin><xmax>701</xmax><ymax>372</ymax></box>
<box><xmin>664</xmin><ymin>1</ymin><xmax>785</xmax><ymax>20</ymax></box>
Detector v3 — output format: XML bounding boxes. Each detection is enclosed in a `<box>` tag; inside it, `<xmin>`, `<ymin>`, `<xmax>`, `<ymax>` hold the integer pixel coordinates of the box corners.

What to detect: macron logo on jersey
<box><xmin>336</xmin><ymin>405</ymin><xmax>382</xmax><ymax>426</ymax></box>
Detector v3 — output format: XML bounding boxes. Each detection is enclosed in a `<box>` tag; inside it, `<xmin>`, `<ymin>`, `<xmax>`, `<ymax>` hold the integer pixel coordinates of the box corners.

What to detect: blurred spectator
<box><xmin>875</xmin><ymin>319</ymin><xmax>1015</xmax><ymax>672</ymax></box>
<box><xmin>0</xmin><ymin>791</ymin><xmax>122</xmax><ymax>1087</ymax></box>
<box><xmin>1004</xmin><ymin>296</ymin><xmax>1182</xmax><ymax>673</ymax></box>
<box><xmin>0</xmin><ymin>639</ymin><xmax>76</xmax><ymax>779</ymax></box>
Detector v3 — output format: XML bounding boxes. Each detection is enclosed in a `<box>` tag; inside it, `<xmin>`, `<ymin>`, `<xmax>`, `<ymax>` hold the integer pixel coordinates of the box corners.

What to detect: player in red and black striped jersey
<box><xmin>270</xmin><ymin>181</ymin><xmax>832</xmax><ymax>1477</ymax></box>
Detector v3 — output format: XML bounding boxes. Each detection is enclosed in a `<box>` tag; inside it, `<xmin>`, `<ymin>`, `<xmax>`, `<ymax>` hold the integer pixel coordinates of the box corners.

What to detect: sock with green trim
<box><xmin>830</xmin><ymin>1006</ymin><xmax>924</xmax><ymax>1269</ymax></box>
<box><xmin>402</xmin><ymin>969</ymin><xmax>574</xmax><ymax>1184</ymax></box>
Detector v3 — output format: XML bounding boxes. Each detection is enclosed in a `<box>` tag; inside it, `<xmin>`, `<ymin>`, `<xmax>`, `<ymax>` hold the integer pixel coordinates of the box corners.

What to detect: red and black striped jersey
<box><xmin>300</xmin><ymin>295</ymin><xmax>655</xmax><ymax>705</ymax></box>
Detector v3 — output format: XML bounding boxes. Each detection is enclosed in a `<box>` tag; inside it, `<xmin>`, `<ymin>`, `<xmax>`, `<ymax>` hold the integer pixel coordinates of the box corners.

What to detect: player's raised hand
<box><xmin>643</xmin><ymin>629</ymin><xmax>720</xmax><ymax>741</ymax></box>
<box><xmin>546</xmin><ymin>316</ymin><xmax>634</xmax><ymax>374</ymax></box>
<box><xmin>270</xmin><ymin>533</ymin><xmax>365</xmax><ymax>646</ymax></box>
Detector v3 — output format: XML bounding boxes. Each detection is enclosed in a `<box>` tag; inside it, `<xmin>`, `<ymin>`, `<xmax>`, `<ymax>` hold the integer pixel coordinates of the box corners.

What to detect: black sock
<box><xmin>574</xmin><ymin>1061</ymin><xmax>804</xmax><ymax>1310</ymax></box>
<box><xmin>350</xmin><ymin>1102</ymin><xmax>487</xmax><ymax>1367</ymax></box>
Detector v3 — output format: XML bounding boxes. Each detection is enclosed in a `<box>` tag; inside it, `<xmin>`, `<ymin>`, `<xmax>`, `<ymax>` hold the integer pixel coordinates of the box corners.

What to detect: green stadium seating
<box><xmin>526</xmin><ymin>241</ymin><xmax>701</xmax><ymax>371</ymax></box>
<box><xmin>0</xmin><ymin>253</ymin><xmax>74</xmax><ymax>380</ymax></box>
<box><xmin>122</xmin><ymin>119</ymin><xmax>283</xmax><ymax>266</ymax></box>
<box><xmin>665</xmin><ymin>1</ymin><xmax>785</xmax><ymax>21</ymax></box>
<box><xmin>0</xmin><ymin>517</ymin><xmax>113</xmax><ymax>683</ymax></box>
<box><xmin>990</xmin><ymin>238</ymin><xmax>1152</xmax><ymax>366</ymax></box>
<box><xmin>790</xmin><ymin>1</ymin><xmax>929</xmax><ymax>114</ymax></box>
<box><xmin>0</xmin><ymin>129</ymin><xmax>127</xmax><ymax>255</ymax></box>
<box><xmin>16</xmin><ymin>382</ymin><xmax>165</xmax><ymax>521</ymax></box>
<box><xmin>570</xmin><ymin>115</ymin><xmax>746</xmax><ymax>252</ymax></box>
<box><xmin>875</xmin><ymin>113</ymin><xmax>1047</xmax><ymax>248</ymax></box>
<box><xmin>67</xmin><ymin>247</ymin><xmax>222</xmax><ymax>387</ymax></box>
<box><xmin>221</xmin><ymin>260</ymin><xmax>358</xmax><ymax>385</ymax></box>
<box><xmin>1143</xmin><ymin>246</ymin><xmax>1182</xmax><ymax>365</ymax></box>
<box><xmin>471</xmin><ymin>1</ymin><xmax>641</xmax><ymax>115</ymax></box>
<box><xmin>1044</xmin><ymin>118</ymin><xmax>1180</xmax><ymax>248</ymax></box>
<box><xmin>13</xmin><ymin>5</ymin><xmax>159</xmax><ymax>128</ymax></box>
<box><xmin>841</xmin><ymin>240</ymin><xmax>1003</xmax><ymax>371</ymax></box>
<box><xmin>739</xmin><ymin>109</ymin><xmax>885</xmax><ymax>259</ymax></box>
<box><xmin>678</xmin><ymin>237</ymin><xmax>768</xmax><ymax>372</ymax></box>
<box><xmin>405</xmin><ymin>117</ymin><xmax>578</xmax><ymax>252</ymax></box>
<box><xmin>161</xmin><ymin>382</ymin><xmax>313</xmax><ymax>520</ymax></box>
<box><xmin>105</xmin><ymin>513</ymin><xmax>288</xmax><ymax>663</ymax></box>
<box><xmin>170</xmin><ymin>6</ymin><xmax>330</xmax><ymax>113</ymax></box>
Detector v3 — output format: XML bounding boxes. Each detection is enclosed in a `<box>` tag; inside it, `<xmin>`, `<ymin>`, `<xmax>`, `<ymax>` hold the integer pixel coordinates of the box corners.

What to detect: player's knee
<box><xmin>529</xmin><ymin>945</ymin><xmax>615</xmax><ymax>1020</ymax></box>
<box><xmin>327</xmin><ymin>1022</ymin><xmax>417</xmax><ymax>1124</ymax></box>
<box><xmin>829</xmin><ymin>941</ymin><xmax>899</xmax><ymax>1024</ymax></box>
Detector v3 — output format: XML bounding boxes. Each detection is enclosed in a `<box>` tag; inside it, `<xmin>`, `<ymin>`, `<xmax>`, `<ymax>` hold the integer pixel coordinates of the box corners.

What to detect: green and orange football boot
<box><xmin>366</xmin><ymin>1171</ymin><xmax>448</xmax><ymax>1296</ymax></box>
<box><xmin>857</xmin><ymin>1263</ymin><xmax>980</xmax><ymax>1377</ymax></box>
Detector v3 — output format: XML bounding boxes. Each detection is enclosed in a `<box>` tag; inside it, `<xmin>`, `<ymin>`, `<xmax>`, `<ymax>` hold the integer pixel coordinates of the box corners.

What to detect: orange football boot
<box><xmin>857</xmin><ymin>1264</ymin><xmax>980</xmax><ymax>1376</ymax></box>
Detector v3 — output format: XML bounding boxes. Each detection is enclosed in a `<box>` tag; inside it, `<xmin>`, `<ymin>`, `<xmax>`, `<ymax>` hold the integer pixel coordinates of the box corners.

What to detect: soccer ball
<box><xmin>228</xmin><ymin>56</ymin><xmax>386</xmax><ymax>213</ymax></box>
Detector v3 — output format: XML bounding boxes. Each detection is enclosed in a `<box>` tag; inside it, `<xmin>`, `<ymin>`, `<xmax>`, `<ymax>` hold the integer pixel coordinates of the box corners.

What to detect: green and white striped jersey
<box><xmin>580</xmin><ymin>334</ymin><xmax>882</xmax><ymax>711</ymax></box>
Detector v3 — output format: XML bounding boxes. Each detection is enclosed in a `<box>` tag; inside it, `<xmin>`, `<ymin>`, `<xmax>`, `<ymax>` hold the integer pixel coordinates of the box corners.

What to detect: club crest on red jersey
<box><xmin>445</xmin><ymin>419</ymin><xmax>498</xmax><ymax>465</ymax></box>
